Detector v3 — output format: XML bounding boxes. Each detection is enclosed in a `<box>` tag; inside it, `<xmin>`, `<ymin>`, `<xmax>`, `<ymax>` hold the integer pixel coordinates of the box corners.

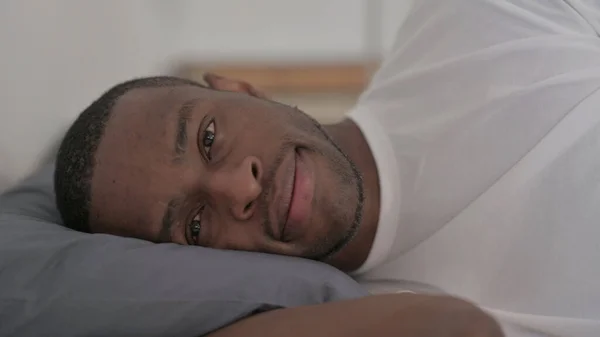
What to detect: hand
<box><xmin>203</xmin><ymin>73</ymin><xmax>268</xmax><ymax>99</ymax></box>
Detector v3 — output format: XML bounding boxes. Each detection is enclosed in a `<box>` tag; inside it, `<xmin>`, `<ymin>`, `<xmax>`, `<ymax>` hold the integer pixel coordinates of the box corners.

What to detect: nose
<box><xmin>211</xmin><ymin>156</ymin><xmax>263</xmax><ymax>221</ymax></box>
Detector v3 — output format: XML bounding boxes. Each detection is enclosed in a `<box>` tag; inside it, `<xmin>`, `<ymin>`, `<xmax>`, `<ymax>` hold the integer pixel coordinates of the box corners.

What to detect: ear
<box><xmin>203</xmin><ymin>73</ymin><xmax>268</xmax><ymax>99</ymax></box>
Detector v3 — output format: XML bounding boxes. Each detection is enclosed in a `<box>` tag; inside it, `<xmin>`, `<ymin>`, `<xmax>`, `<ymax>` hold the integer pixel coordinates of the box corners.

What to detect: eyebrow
<box><xmin>159</xmin><ymin>198</ymin><xmax>181</xmax><ymax>242</ymax></box>
<box><xmin>174</xmin><ymin>99</ymin><xmax>198</xmax><ymax>160</ymax></box>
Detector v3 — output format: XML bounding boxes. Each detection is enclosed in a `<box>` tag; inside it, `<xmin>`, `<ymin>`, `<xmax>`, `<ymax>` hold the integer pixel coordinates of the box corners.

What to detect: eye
<box><xmin>202</xmin><ymin>121</ymin><xmax>216</xmax><ymax>160</ymax></box>
<box><xmin>187</xmin><ymin>205</ymin><xmax>205</xmax><ymax>245</ymax></box>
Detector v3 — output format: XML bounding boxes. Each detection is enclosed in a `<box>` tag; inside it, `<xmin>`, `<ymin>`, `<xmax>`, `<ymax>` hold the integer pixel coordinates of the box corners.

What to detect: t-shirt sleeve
<box><xmin>350</xmin><ymin>0</ymin><xmax>600</xmax><ymax>270</ymax></box>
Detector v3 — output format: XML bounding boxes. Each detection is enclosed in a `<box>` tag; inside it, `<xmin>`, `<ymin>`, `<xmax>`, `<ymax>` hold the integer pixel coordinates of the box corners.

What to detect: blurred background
<box><xmin>0</xmin><ymin>0</ymin><xmax>412</xmax><ymax>190</ymax></box>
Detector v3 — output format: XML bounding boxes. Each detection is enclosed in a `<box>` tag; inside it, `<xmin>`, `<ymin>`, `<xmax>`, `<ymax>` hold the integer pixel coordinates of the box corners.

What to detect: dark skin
<box><xmin>90</xmin><ymin>74</ymin><xmax>380</xmax><ymax>271</ymax></box>
<box><xmin>88</xmin><ymin>76</ymin><xmax>504</xmax><ymax>335</ymax></box>
<box><xmin>208</xmin><ymin>294</ymin><xmax>504</xmax><ymax>337</ymax></box>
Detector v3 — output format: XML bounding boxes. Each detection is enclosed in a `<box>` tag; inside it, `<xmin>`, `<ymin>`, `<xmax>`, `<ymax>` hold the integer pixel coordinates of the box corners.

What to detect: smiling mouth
<box><xmin>280</xmin><ymin>150</ymin><xmax>297</xmax><ymax>242</ymax></box>
<box><xmin>280</xmin><ymin>147</ymin><xmax>315</xmax><ymax>243</ymax></box>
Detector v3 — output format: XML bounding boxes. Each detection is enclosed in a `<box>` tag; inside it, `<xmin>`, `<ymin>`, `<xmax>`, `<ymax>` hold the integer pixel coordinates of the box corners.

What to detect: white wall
<box><xmin>0</xmin><ymin>1</ymin><xmax>168</xmax><ymax>190</ymax></box>
<box><xmin>164</xmin><ymin>0</ymin><xmax>413</xmax><ymax>63</ymax></box>
<box><xmin>170</xmin><ymin>0</ymin><xmax>366</xmax><ymax>63</ymax></box>
<box><xmin>382</xmin><ymin>0</ymin><xmax>414</xmax><ymax>54</ymax></box>
<box><xmin>0</xmin><ymin>0</ymin><xmax>412</xmax><ymax>191</ymax></box>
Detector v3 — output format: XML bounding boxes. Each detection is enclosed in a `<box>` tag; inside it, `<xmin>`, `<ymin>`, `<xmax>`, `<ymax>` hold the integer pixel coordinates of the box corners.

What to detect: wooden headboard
<box><xmin>176</xmin><ymin>61</ymin><xmax>379</xmax><ymax>94</ymax></box>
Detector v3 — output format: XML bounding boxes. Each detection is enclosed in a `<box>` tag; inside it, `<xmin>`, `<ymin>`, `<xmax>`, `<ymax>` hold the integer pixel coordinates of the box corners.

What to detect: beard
<box><xmin>303</xmin><ymin>116</ymin><xmax>364</xmax><ymax>261</ymax></box>
<box><xmin>251</xmin><ymin>105</ymin><xmax>365</xmax><ymax>261</ymax></box>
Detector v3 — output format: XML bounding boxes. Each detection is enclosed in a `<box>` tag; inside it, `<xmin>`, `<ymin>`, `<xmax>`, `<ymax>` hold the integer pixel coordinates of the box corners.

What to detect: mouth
<box><xmin>280</xmin><ymin>151</ymin><xmax>297</xmax><ymax>242</ymax></box>
<box><xmin>280</xmin><ymin>148</ymin><xmax>314</xmax><ymax>242</ymax></box>
<box><xmin>274</xmin><ymin>149</ymin><xmax>296</xmax><ymax>241</ymax></box>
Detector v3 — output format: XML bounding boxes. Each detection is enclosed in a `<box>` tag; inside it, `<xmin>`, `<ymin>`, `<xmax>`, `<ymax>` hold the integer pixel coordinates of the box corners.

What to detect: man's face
<box><xmin>90</xmin><ymin>84</ymin><xmax>363</xmax><ymax>260</ymax></box>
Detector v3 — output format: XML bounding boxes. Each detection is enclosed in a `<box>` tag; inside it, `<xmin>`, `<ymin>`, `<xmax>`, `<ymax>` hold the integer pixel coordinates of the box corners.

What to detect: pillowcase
<box><xmin>0</xmin><ymin>163</ymin><xmax>367</xmax><ymax>337</ymax></box>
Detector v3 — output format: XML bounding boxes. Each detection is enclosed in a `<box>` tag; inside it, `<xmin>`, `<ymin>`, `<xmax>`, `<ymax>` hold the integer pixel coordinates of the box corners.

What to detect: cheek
<box><xmin>227</xmin><ymin>107</ymin><xmax>325</xmax><ymax>169</ymax></box>
<box><xmin>236</xmin><ymin>121</ymin><xmax>292</xmax><ymax>153</ymax></box>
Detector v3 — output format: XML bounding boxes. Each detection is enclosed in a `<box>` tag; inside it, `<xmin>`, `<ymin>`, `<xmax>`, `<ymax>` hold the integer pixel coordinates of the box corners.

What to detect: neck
<box><xmin>323</xmin><ymin>118</ymin><xmax>380</xmax><ymax>272</ymax></box>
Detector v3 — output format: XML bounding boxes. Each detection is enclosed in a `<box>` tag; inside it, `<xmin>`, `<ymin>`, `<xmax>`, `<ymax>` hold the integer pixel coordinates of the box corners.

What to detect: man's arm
<box><xmin>208</xmin><ymin>294</ymin><xmax>503</xmax><ymax>337</ymax></box>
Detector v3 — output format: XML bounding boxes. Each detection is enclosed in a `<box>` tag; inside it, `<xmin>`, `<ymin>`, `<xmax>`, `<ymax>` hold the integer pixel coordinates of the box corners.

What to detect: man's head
<box><xmin>55</xmin><ymin>75</ymin><xmax>363</xmax><ymax>262</ymax></box>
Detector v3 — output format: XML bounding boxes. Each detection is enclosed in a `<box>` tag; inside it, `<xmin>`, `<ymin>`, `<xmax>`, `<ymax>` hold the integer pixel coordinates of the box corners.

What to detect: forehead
<box><xmin>89</xmin><ymin>86</ymin><xmax>204</xmax><ymax>237</ymax></box>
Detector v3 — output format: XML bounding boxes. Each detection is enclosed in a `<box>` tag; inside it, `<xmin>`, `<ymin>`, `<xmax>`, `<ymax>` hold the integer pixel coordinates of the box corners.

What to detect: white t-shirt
<box><xmin>349</xmin><ymin>0</ymin><xmax>600</xmax><ymax>336</ymax></box>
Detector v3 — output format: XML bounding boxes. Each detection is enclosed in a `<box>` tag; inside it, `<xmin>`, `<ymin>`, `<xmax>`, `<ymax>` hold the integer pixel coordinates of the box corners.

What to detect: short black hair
<box><xmin>54</xmin><ymin>76</ymin><xmax>205</xmax><ymax>232</ymax></box>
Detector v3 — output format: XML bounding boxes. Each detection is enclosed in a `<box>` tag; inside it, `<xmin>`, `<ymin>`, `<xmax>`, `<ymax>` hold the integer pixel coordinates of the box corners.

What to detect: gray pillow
<box><xmin>0</xmin><ymin>164</ymin><xmax>366</xmax><ymax>337</ymax></box>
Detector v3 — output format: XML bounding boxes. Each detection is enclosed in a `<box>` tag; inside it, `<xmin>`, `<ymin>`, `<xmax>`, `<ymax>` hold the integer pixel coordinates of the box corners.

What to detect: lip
<box><xmin>273</xmin><ymin>150</ymin><xmax>296</xmax><ymax>241</ymax></box>
<box><xmin>281</xmin><ymin>149</ymin><xmax>314</xmax><ymax>242</ymax></box>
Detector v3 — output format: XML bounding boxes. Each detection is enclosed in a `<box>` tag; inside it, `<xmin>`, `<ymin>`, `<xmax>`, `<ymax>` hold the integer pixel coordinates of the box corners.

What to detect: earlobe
<box><xmin>203</xmin><ymin>73</ymin><xmax>268</xmax><ymax>99</ymax></box>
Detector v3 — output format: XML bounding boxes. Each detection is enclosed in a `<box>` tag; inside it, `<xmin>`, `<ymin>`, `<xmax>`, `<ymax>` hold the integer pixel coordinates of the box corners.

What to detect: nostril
<box><xmin>251</xmin><ymin>163</ymin><xmax>258</xmax><ymax>179</ymax></box>
<box><xmin>244</xmin><ymin>201</ymin><xmax>253</xmax><ymax>212</ymax></box>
